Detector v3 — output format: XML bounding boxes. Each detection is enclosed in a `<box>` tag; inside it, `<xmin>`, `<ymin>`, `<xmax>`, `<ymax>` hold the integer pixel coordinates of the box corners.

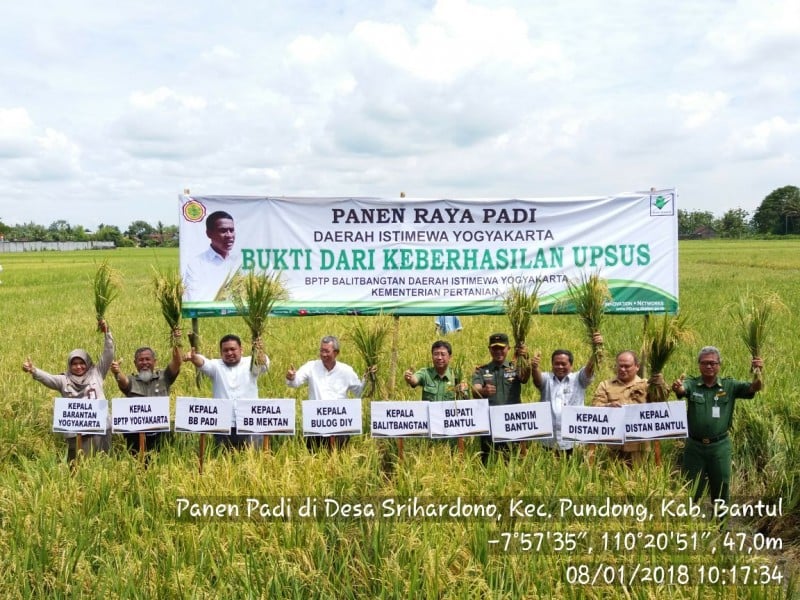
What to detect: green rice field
<box><xmin>0</xmin><ymin>240</ymin><xmax>797</xmax><ymax>598</ymax></box>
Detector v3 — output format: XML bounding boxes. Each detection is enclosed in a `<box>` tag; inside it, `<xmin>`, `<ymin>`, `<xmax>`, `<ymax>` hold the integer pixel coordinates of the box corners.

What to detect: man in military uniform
<box><xmin>672</xmin><ymin>346</ymin><xmax>763</xmax><ymax>503</ymax></box>
<box><xmin>472</xmin><ymin>333</ymin><xmax>530</xmax><ymax>463</ymax></box>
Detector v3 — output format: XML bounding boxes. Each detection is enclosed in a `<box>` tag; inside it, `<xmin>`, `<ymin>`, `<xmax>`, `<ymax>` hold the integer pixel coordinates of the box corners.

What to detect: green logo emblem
<box><xmin>654</xmin><ymin>195</ymin><xmax>670</xmax><ymax>209</ymax></box>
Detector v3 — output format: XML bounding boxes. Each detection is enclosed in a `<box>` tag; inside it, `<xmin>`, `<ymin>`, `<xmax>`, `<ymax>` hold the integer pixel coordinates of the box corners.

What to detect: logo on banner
<box><xmin>182</xmin><ymin>199</ymin><xmax>207</xmax><ymax>222</ymax></box>
<box><xmin>650</xmin><ymin>193</ymin><xmax>675</xmax><ymax>216</ymax></box>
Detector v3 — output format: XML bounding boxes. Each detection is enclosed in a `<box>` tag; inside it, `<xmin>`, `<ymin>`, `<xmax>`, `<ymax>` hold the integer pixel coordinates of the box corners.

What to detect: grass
<box><xmin>0</xmin><ymin>241</ymin><xmax>798</xmax><ymax>598</ymax></box>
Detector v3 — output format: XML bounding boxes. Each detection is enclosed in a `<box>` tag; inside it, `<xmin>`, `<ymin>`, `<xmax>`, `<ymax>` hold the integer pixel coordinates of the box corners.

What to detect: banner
<box><xmin>624</xmin><ymin>401</ymin><xmax>688</xmax><ymax>441</ymax></box>
<box><xmin>178</xmin><ymin>192</ymin><xmax>678</xmax><ymax>317</ymax></box>
<box><xmin>53</xmin><ymin>398</ymin><xmax>107</xmax><ymax>434</ymax></box>
<box><xmin>236</xmin><ymin>398</ymin><xmax>296</xmax><ymax>435</ymax></box>
<box><xmin>111</xmin><ymin>396</ymin><xmax>171</xmax><ymax>433</ymax></box>
<box><xmin>370</xmin><ymin>401</ymin><xmax>430</xmax><ymax>438</ymax></box>
<box><xmin>489</xmin><ymin>403</ymin><xmax>553</xmax><ymax>443</ymax></box>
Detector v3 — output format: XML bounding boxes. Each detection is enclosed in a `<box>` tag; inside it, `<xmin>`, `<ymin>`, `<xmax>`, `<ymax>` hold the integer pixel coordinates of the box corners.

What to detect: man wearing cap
<box><xmin>472</xmin><ymin>333</ymin><xmax>530</xmax><ymax>463</ymax></box>
<box><xmin>672</xmin><ymin>346</ymin><xmax>763</xmax><ymax>503</ymax></box>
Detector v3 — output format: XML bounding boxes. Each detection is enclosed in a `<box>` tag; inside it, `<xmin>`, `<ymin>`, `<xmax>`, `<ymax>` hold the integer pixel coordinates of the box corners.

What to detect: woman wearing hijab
<box><xmin>22</xmin><ymin>319</ymin><xmax>115</xmax><ymax>462</ymax></box>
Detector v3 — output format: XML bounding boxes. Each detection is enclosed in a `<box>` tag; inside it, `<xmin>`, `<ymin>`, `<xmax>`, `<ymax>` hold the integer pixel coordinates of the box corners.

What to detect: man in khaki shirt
<box><xmin>592</xmin><ymin>350</ymin><xmax>668</xmax><ymax>465</ymax></box>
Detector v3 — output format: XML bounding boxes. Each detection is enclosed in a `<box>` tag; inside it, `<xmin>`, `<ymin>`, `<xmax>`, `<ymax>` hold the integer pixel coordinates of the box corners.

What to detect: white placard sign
<box><xmin>561</xmin><ymin>406</ymin><xmax>625</xmax><ymax>444</ymax></box>
<box><xmin>370</xmin><ymin>401</ymin><xmax>430</xmax><ymax>438</ymax></box>
<box><xmin>302</xmin><ymin>399</ymin><xmax>362</xmax><ymax>437</ymax></box>
<box><xmin>624</xmin><ymin>401</ymin><xmax>688</xmax><ymax>441</ymax></box>
<box><xmin>111</xmin><ymin>396</ymin><xmax>171</xmax><ymax>433</ymax></box>
<box><xmin>428</xmin><ymin>399</ymin><xmax>490</xmax><ymax>438</ymax></box>
<box><xmin>53</xmin><ymin>398</ymin><xmax>107</xmax><ymax>434</ymax></box>
<box><xmin>174</xmin><ymin>397</ymin><xmax>232</xmax><ymax>434</ymax></box>
<box><xmin>490</xmin><ymin>403</ymin><xmax>553</xmax><ymax>442</ymax></box>
<box><xmin>236</xmin><ymin>398</ymin><xmax>296</xmax><ymax>435</ymax></box>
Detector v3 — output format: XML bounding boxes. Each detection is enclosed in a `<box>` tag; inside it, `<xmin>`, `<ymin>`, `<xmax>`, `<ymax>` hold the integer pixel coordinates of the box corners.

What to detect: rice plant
<box><xmin>231</xmin><ymin>270</ymin><xmax>289</xmax><ymax>373</ymax></box>
<box><xmin>348</xmin><ymin>313</ymin><xmax>392</xmax><ymax>399</ymax></box>
<box><xmin>152</xmin><ymin>267</ymin><xmax>184</xmax><ymax>347</ymax></box>
<box><xmin>641</xmin><ymin>312</ymin><xmax>694</xmax><ymax>401</ymax></box>
<box><xmin>731</xmin><ymin>291</ymin><xmax>786</xmax><ymax>377</ymax></box>
<box><xmin>564</xmin><ymin>271</ymin><xmax>610</xmax><ymax>367</ymax></box>
<box><xmin>92</xmin><ymin>259</ymin><xmax>120</xmax><ymax>326</ymax></box>
<box><xmin>502</xmin><ymin>280</ymin><xmax>542</xmax><ymax>348</ymax></box>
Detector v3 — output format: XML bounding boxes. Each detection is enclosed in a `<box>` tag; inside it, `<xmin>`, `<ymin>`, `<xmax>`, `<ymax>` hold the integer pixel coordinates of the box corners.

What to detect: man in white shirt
<box><xmin>532</xmin><ymin>332</ymin><xmax>602</xmax><ymax>457</ymax></box>
<box><xmin>187</xmin><ymin>334</ymin><xmax>269</xmax><ymax>449</ymax></box>
<box><xmin>183</xmin><ymin>211</ymin><xmax>239</xmax><ymax>302</ymax></box>
<box><xmin>286</xmin><ymin>335</ymin><xmax>367</xmax><ymax>450</ymax></box>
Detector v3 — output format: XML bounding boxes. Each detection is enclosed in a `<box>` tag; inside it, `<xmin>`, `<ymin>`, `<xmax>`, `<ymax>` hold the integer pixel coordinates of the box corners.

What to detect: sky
<box><xmin>1</xmin><ymin>0</ymin><xmax>798</xmax><ymax>230</ymax></box>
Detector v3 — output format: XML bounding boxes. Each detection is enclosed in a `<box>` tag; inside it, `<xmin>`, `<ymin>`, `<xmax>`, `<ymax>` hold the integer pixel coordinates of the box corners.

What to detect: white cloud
<box><xmin>351</xmin><ymin>0</ymin><xmax>571</xmax><ymax>84</ymax></box>
<box><xmin>667</xmin><ymin>91</ymin><xmax>730</xmax><ymax>128</ymax></box>
<box><xmin>729</xmin><ymin>116</ymin><xmax>800</xmax><ymax>157</ymax></box>
<box><xmin>130</xmin><ymin>87</ymin><xmax>207</xmax><ymax>111</ymax></box>
<box><xmin>0</xmin><ymin>0</ymin><xmax>798</xmax><ymax>227</ymax></box>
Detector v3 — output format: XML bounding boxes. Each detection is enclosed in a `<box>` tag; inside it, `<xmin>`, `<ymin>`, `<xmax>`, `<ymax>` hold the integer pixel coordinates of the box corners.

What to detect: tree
<box><xmin>717</xmin><ymin>208</ymin><xmax>750</xmax><ymax>239</ymax></box>
<box><xmin>47</xmin><ymin>219</ymin><xmax>72</xmax><ymax>242</ymax></box>
<box><xmin>126</xmin><ymin>220</ymin><xmax>155</xmax><ymax>246</ymax></box>
<box><xmin>752</xmin><ymin>185</ymin><xmax>800</xmax><ymax>234</ymax></box>
<box><xmin>678</xmin><ymin>210</ymin><xmax>716</xmax><ymax>237</ymax></box>
<box><xmin>10</xmin><ymin>222</ymin><xmax>48</xmax><ymax>241</ymax></box>
<box><xmin>93</xmin><ymin>224</ymin><xmax>123</xmax><ymax>245</ymax></box>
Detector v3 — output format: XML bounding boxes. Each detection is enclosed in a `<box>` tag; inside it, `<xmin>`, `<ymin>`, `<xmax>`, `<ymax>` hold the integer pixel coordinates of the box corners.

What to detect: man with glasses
<box><xmin>672</xmin><ymin>346</ymin><xmax>763</xmax><ymax>503</ymax></box>
<box><xmin>404</xmin><ymin>340</ymin><xmax>468</xmax><ymax>401</ymax></box>
<box><xmin>592</xmin><ymin>350</ymin><xmax>668</xmax><ymax>466</ymax></box>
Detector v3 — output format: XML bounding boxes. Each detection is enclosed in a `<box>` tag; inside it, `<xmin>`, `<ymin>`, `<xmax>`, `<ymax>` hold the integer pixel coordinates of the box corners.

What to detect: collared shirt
<box><xmin>472</xmin><ymin>360</ymin><xmax>524</xmax><ymax>406</ymax></box>
<box><xmin>125</xmin><ymin>369</ymin><xmax>177</xmax><ymax>397</ymax></box>
<box><xmin>539</xmin><ymin>367</ymin><xmax>592</xmax><ymax>450</ymax></box>
<box><xmin>183</xmin><ymin>246</ymin><xmax>240</xmax><ymax>302</ymax></box>
<box><xmin>413</xmin><ymin>366</ymin><xmax>456</xmax><ymax>401</ymax></box>
<box><xmin>593</xmin><ymin>375</ymin><xmax>669</xmax><ymax>451</ymax></box>
<box><xmin>286</xmin><ymin>360</ymin><xmax>363</xmax><ymax>400</ymax></box>
<box><xmin>198</xmin><ymin>355</ymin><xmax>269</xmax><ymax>421</ymax></box>
<box><xmin>682</xmin><ymin>376</ymin><xmax>755</xmax><ymax>439</ymax></box>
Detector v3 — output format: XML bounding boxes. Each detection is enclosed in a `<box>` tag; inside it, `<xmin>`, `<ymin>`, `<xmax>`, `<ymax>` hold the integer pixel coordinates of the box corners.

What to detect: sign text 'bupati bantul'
<box><xmin>179</xmin><ymin>192</ymin><xmax>678</xmax><ymax>317</ymax></box>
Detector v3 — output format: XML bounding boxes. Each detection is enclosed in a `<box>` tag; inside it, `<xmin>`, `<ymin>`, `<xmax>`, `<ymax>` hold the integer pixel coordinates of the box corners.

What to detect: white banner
<box><xmin>429</xmin><ymin>399</ymin><xmax>490</xmax><ymax>438</ymax></box>
<box><xmin>111</xmin><ymin>396</ymin><xmax>171</xmax><ymax>433</ymax></box>
<box><xmin>302</xmin><ymin>399</ymin><xmax>362</xmax><ymax>437</ymax></box>
<box><xmin>174</xmin><ymin>397</ymin><xmax>232</xmax><ymax>434</ymax></box>
<box><xmin>178</xmin><ymin>192</ymin><xmax>678</xmax><ymax>316</ymax></box>
<box><xmin>52</xmin><ymin>398</ymin><xmax>107</xmax><ymax>434</ymax></box>
<box><xmin>624</xmin><ymin>401</ymin><xmax>688</xmax><ymax>441</ymax></box>
<box><xmin>561</xmin><ymin>406</ymin><xmax>625</xmax><ymax>444</ymax></box>
<box><xmin>236</xmin><ymin>398</ymin><xmax>296</xmax><ymax>435</ymax></box>
<box><xmin>490</xmin><ymin>403</ymin><xmax>553</xmax><ymax>442</ymax></box>
<box><xmin>370</xmin><ymin>401</ymin><xmax>430</xmax><ymax>438</ymax></box>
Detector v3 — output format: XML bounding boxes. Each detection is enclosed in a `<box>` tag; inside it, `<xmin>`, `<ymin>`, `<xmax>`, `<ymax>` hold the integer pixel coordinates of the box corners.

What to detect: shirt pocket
<box><xmin>688</xmin><ymin>392</ymin><xmax>706</xmax><ymax>405</ymax></box>
<box><xmin>423</xmin><ymin>384</ymin><xmax>439</xmax><ymax>396</ymax></box>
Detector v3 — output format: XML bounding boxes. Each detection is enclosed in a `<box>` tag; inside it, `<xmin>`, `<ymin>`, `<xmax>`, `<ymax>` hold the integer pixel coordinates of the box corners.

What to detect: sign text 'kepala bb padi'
<box><xmin>179</xmin><ymin>192</ymin><xmax>678</xmax><ymax>317</ymax></box>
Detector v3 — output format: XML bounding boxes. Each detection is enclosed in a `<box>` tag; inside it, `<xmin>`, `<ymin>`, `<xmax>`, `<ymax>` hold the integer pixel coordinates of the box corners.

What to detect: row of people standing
<box><xmin>22</xmin><ymin>322</ymin><xmax>764</xmax><ymax>504</ymax></box>
<box><xmin>404</xmin><ymin>331</ymin><xmax>764</xmax><ymax>503</ymax></box>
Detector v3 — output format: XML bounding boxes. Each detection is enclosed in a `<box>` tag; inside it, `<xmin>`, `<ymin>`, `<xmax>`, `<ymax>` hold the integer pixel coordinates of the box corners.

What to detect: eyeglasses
<box><xmin>699</xmin><ymin>361</ymin><xmax>720</xmax><ymax>366</ymax></box>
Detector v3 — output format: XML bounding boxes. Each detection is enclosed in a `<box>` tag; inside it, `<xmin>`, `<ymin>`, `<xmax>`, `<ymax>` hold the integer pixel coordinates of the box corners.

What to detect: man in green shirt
<box><xmin>471</xmin><ymin>333</ymin><xmax>530</xmax><ymax>463</ymax></box>
<box><xmin>404</xmin><ymin>340</ymin><xmax>467</xmax><ymax>401</ymax></box>
<box><xmin>672</xmin><ymin>346</ymin><xmax>763</xmax><ymax>503</ymax></box>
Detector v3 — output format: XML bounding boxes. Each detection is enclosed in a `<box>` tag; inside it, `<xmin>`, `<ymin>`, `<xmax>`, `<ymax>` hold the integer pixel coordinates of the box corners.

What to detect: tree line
<box><xmin>2</xmin><ymin>186</ymin><xmax>798</xmax><ymax>245</ymax></box>
<box><xmin>0</xmin><ymin>219</ymin><xmax>178</xmax><ymax>247</ymax></box>
<box><xmin>680</xmin><ymin>185</ymin><xmax>800</xmax><ymax>238</ymax></box>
